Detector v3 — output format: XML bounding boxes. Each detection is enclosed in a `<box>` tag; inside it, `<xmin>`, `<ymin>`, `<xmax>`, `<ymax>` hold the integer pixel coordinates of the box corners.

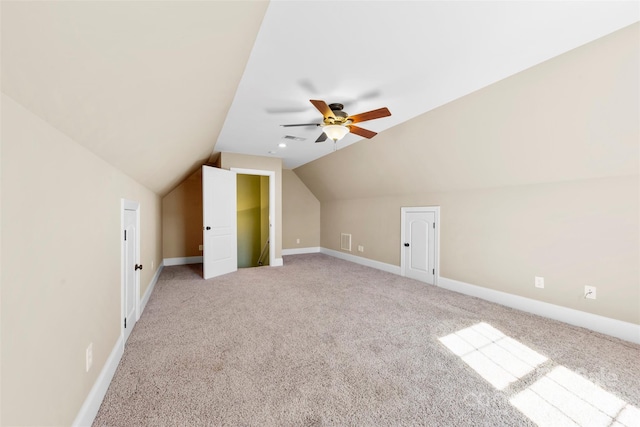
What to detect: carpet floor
<box><xmin>93</xmin><ymin>254</ymin><xmax>640</xmax><ymax>426</ymax></box>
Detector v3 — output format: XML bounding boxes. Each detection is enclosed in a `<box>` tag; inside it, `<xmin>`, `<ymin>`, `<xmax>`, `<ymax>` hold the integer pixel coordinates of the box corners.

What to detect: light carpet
<box><xmin>93</xmin><ymin>254</ymin><xmax>640</xmax><ymax>426</ymax></box>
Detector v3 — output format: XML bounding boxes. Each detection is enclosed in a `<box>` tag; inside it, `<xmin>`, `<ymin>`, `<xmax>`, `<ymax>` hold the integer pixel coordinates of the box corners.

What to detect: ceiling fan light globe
<box><xmin>323</xmin><ymin>125</ymin><xmax>349</xmax><ymax>142</ymax></box>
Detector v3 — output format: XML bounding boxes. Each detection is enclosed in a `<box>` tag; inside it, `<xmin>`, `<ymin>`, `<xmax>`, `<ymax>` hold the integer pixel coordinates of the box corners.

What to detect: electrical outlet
<box><xmin>296</xmin><ymin>238</ymin><xmax>300</xmax><ymax>244</ymax></box>
<box><xmin>585</xmin><ymin>286</ymin><xmax>597</xmax><ymax>300</ymax></box>
<box><xmin>358</xmin><ymin>245</ymin><xmax>364</xmax><ymax>252</ymax></box>
<box><xmin>199</xmin><ymin>245</ymin><xmax>203</xmax><ymax>251</ymax></box>
<box><xmin>535</xmin><ymin>276</ymin><xmax>544</xmax><ymax>289</ymax></box>
<box><xmin>86</xmin><ymin>343</ymin><xmax>93</xmax><ymax>372</ymax></box>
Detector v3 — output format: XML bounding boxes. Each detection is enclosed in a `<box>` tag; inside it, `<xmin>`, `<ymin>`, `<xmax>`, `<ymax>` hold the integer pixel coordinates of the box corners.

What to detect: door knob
<box><xmin>404</xmin><ymin>243</ymin><xmax>410</xmax><ymax>247</ymax></box>
<box><xmin>205</xmin><ymin>226</ymin><xmax>211</xmax><ymax>230</ymax></box>
<box><xmin>135</xmin><ymin>264</ymin><xmax>143</xmax><ymax>271</ymax></box>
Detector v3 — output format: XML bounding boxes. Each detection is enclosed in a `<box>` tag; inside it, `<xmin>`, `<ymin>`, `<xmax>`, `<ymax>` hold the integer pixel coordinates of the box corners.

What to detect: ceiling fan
<box><xmin>281</xmin><ymin>99</ymin><xmax>391</xmax><ymax>143</ymax></box>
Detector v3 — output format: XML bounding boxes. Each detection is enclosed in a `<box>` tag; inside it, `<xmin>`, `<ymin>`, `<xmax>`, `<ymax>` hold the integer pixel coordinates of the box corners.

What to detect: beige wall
<box><xmin>1</xmin><ymin>94</ymin><xmax>163</xmax><ymax>425</ymax></box>
<box><xmin>283</xmin><ymin>169</ymin><xmax>320</xmax><ymax>249</ymax></box>
<box><xmin>221</xmin><ymin>153</ymin><xmax>283</xmax><ymax>260</ymax></box>
<box><xmin>162</xmin><ymin>169</ymin><xmax>203</xmax><ymax>259</ymax></box>
<box><xmin>295</xmin><ymin>24</ymin><xmax>639</xmax><ymax>324</ymax></box>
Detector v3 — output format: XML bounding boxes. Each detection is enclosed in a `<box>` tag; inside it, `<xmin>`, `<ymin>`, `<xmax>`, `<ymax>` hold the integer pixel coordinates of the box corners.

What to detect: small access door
<box><xmin>401</xmin><ymin>207</ymin><xmax>438</xmax><ymax>285</ymax></box>
<box><xmin>123</xmin><ymin>207</ymin><xmax>139</xmax><ymax>342</ymax></box>
<box><xmin>202</xmin><ymin>165</ymin><xmax>237</xmax><ymax>279</ymax></box>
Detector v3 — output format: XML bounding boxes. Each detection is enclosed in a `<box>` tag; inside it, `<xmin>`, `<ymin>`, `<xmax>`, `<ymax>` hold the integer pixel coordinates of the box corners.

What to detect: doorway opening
<box><xmin>236</xmin><ymin>174</ymin><xmax>270</xmax><ymax>267</ymax></box>
<box><xmin>230</xmin><ymin>167</ymin><xmax>276</xmax><ymax>269</ymax></box>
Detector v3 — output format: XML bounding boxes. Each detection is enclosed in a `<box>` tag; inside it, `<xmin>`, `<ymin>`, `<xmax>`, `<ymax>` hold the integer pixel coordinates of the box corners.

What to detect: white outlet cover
<box><xmin>535</xmin><ymin>276</ymin><xmax>544</xmax><ymax>288</ymax></box>
<box><xmin>585</xmin><ymin>286</ymin><xmax>597</xmax><ymax>300</ymax></box>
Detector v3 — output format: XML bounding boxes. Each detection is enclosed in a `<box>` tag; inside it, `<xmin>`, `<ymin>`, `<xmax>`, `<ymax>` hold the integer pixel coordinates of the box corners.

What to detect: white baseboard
<box><xmin>72</xmin><ymin>334</ymin><xmax>124</xmax><ymax>427</ymax></box>
<box><xmin>282</xmin><ymin>247</ymin><xmax>321</xmax><ymax>256</ymax></box>
<box><xmin>320</xmin><ymin>247</ymin><xmax>401</xmax><ymax>275</ymax></box>
<box><xmin>163</xmin><ymin>256</ymin><xmax>203</xmax><ymax>266</ymax></box>
<box><xmin>272</xmin><ymin>257</ymin><xmax>284</xmax><ymax>267</ymax></box>
<box><xmin>438</xmin><ymin>276</ymin><xmax>640</xmax><ymax>345</ymax></box>
<box><xmin>139</xmin><ymin>262</ymin><xmax>163</xmax><ymax>318</ymax></box>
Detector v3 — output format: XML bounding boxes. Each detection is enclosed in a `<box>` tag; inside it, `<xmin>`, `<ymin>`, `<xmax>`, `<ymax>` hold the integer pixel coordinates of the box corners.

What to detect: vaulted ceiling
<box><xmin>2</xmin><ymin>1</ymin><xmax>637</xmax><ymax>195</ymax></box>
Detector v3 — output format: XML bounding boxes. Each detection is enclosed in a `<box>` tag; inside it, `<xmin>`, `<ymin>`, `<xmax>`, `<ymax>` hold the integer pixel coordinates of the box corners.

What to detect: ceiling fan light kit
<box><xmin>281</xmin><ymin>99</ymin><xmax>392</xmax><ymax>149</ymax></box>
<box><xmin>322</xmin><ymin>124</ymin><xmax>349</xmax><ymax>142</ymax></box>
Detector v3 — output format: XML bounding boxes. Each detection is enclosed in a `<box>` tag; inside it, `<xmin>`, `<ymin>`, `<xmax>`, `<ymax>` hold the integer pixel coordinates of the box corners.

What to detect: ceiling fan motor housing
<box><xmin>325</xmin><ymin>103</ymin><xmax>350</xmax><ymax>125</ymax></box>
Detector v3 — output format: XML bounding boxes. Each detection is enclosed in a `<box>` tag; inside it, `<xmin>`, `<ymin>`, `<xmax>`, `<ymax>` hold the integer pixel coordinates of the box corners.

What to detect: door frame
<box><xmin>120</xmin><ymin>199</ymin><xmax>140</xmax><ymax>347</ymax></box>
<box><xmin>230</xmin><ymin>168</ymin><xmax>276</xmax><ymax>267</ymax></box>
<box><xmin>400</xmin><ymin>206</ymin><xmax>440</xmax><ymax>285</ymax></box>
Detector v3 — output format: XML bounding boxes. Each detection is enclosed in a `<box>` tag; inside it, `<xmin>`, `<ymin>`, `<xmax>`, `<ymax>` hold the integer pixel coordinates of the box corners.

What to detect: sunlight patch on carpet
<box><xmin>510</xmin><ymin>366</ymin><xmax>640</xmax><ymax>427</ymax></box>
<box><xmin>440</xmin><ymin>322</ymin><xmax>640</xmax><ymax>427</ymax></box>
<box><xmin>438</xmin><ymin>322</ymin><xmax>547</xmax><ymax>390</ymax></box>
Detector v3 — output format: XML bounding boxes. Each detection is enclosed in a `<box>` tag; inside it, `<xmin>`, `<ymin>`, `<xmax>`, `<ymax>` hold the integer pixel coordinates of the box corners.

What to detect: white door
<box><xmin>123</xmin><ymin>208</ymin><xmax>138</xmax><ymax>342</ymax></box>
<box><xmin>402</xmin><ymin>209</ymin><xmax>436</xmax><ymax>284</ymax></box>
<box><xmin>202</xmin><ymin>165</ymin><xmax>237</xmax><ymax>279</ymax></box>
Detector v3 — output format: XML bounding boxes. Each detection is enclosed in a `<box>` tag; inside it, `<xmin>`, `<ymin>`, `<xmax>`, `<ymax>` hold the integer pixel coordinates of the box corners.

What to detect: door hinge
<box><xmin>124</xmin><ymin>230</ymin><xmax>127</xmax><ymax>241</ymax></box>
<box><xmin>432</xmin><ymin>269</ymin><xmax>435</xmax><ymax>275</ymax></box>
<box><xmin>433</xmin><ymin>222</ymin><xmax>435</xmax><ymax>229</ymax></box>
<box><xmin>124</xmin><ymin>318</ymin><xmax>127</xmax><ymax>328</ymax></box>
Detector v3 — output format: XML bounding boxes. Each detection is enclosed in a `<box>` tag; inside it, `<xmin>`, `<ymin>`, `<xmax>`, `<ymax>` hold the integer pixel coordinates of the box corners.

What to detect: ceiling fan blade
<box><xmin>348</xmin><ymin>125</ymin><xmax>377</xmax><ymax>139</ymax></box>
<box><xmin>348</xmin><ymin>107</ymin><xmax>391</xmax><ymax>124</ymax></box>
<box><xmin>315</xmin><ymin>132</ymin><xmax>328</xmax><ymax>143</ymax></box>
<box><xmin>310</xmin><ymin>99</ymin><xmax>336</xmax><ymax>120</ymax></box>
<box><xmin>280</xmin><ymin>123</ymin><xmax>319</xmax><ymax>127</ymax></box>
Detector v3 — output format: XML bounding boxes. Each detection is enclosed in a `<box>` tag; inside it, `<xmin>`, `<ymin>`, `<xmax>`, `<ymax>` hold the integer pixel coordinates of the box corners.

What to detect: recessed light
<box><xmin>278</xmin><ymin>142</ymin><xmax>287</xmax><ymax>148</ymax></box>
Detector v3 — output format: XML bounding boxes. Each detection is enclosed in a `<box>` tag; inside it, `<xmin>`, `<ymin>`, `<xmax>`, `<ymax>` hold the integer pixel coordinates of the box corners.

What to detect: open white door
<box><xmin>202</xmin><ymin>165</ymin><xmax>237</xmax><ymax>279</ymax></box>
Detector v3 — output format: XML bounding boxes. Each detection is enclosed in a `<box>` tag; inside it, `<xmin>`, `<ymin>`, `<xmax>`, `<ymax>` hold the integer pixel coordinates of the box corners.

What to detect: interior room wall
<box><xmin>294</xmin><ymin>24</ymin><xmax>639</xmax><ymax>325</ymax></box>
<box><xmin>1</xmin><ymin>94</ymin><xmax>163</xmax><ymax>425</ymax></box>
<box><xmin>220</xmin><ymin>153</ymin><xmax>283</xmax><ymax>261</ymax></box>
<box><xmin>282</xmin><ymin>169</ymin><xmax>320</xmax><ymax>249</ymax></box>
<box><xmin>162</xmin><ymin>169</ymin><xmax>203</xmax><ymax>259</ymax></box>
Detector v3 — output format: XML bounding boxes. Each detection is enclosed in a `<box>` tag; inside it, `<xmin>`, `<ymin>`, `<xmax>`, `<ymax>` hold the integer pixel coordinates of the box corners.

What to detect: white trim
<box><xmin>230</xmin><ymin>167</ymin><xmax>277</xmax><ymax>268</ymax></box>
<box><xmin>139</xmin><ymin>262</ymin><xmax>163</xmax><ymax>317</ymax></box>
<box><xmin>282</xmin><ymin>247</ymin><xmax>321</xmax><ymax>256</ymax></box>
<box><xmin>271</xmin><ymin>257</ymin><xmax>284</xmax><ymax>267</ymax></box>
<box><xmin>400</xmin><ymin>206</ymin><xmax>440</xmax><ymax>285</ymax></box>
<box><xmin>72</xmin><ymin>335</ymin><xmax>124</xmax><ymax>427</ymax></box>
<box><xmin>163</xmin><ymin>256</ymin><xmax>203</xmax><ymax>266</ymax></box>
<box><xmin>321</xmin><ymin>247</ymin><xmax>401</xmax><ymax>275</ymax></box>
<box><xmin>438</xmin><ymin>276</ymin><xmax>640</xmax><ymax>345</ymax></box>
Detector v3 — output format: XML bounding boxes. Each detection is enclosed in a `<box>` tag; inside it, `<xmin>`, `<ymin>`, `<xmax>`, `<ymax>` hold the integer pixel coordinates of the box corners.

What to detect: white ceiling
<box><xmin>2</xmin><ymin>1</ymin><xmax>638</xmax><ymax>194</ymax></box>
<box><xmin>217</xmin><ymin>1</ymin><xmax>639</xmax><ymax>169</ymax></box>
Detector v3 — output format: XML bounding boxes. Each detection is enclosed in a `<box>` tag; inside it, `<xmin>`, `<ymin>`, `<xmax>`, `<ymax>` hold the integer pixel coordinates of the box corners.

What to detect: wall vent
<box><xmin>340</xmin><ymin>233</ymin><xmax>352</xmax><ymax>252</ymax></box>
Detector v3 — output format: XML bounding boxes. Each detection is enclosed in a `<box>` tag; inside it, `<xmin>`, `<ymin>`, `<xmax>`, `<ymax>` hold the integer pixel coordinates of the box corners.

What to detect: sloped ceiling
<box><xmin>1</xmin><ymin>1</ymin><xmax>268</xmax><ymax>195</ymax></box>
<box><xmin>2</xmin><ymin>1</ymin><xmax>638</xmax><ymax>195</ymax></box>
<box><xmin>294</xmin><ymin>23</ymin><xmax>639</xmax><ymax>202</ymax></box>
<box><xmin>215</xmin><ymin>1</ymin><xmax>638</xmax><ymax>169</ymax></box>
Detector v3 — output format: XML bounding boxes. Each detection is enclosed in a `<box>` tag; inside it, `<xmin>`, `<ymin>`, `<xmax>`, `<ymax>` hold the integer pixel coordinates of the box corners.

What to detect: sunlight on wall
<box><xmin>439</xmin><ymin>323</ymin><xmax>640</xmax><ymax>427</ymax></box>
